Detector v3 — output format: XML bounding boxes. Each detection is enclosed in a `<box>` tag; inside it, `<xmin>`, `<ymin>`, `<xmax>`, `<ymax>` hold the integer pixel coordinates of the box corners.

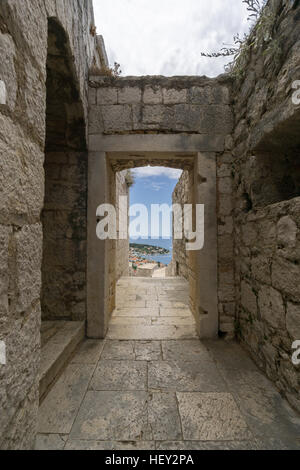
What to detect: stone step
<box><xmin>40</xmin><ymin>321</ymin><xmax>85</xmax><ymax>403</ymax></box>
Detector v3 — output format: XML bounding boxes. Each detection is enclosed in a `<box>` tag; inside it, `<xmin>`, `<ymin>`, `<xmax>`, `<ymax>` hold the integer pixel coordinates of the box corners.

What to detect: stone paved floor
<box><xmin>36</xmin><ymin>278</ymin><xmax>300</xmax><ymax>450</ymax></box>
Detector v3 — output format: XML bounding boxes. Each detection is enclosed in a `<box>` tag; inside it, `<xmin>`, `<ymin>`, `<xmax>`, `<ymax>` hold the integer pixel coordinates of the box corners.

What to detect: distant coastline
<box><xmin>130</xmin><ymin>243</ymin><xmax>169</xmax><ymax>255</ymax></box>
<box><xmin>129</xmin><ymin>238</ymin><xmax>173</xmax><ymax>266</ymax></box>
<box><xmin>129</xmin><ymin>241</ymin><xmax>171</xmax><ymax>267</ymax></box>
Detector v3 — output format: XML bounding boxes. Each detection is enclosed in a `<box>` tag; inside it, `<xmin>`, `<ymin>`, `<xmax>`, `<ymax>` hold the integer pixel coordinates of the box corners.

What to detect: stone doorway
<box><xmin>87</xmin><ymin>147</ymin><xmax>218</xmax><ymax>340</ymax></box>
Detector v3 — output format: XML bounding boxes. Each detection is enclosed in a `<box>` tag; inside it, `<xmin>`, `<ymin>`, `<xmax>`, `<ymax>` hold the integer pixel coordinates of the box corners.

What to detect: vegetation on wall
<box><xmin>201</xmin><ymin>0</ymin><xmax>280</xmax><ymax>79</ymax></box>
<box><xmin>125</xmin><ymin>170</ymin><xmax>135</xmax><ymax>188</ymax></box>
<box><xmin>89</xmin><ymin>61</ymin><xmax>122</xmax><ymax>77</ymax></box>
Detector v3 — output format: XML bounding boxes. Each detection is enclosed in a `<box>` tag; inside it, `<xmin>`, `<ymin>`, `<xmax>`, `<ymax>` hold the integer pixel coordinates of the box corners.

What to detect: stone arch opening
<box><xmin>107</xmin><ymin>154</ymin><xmax>198</xmax><ymax>338</ymax></box>
<box><xmin>87</xmin><ymin>148</ymin><xmax>218</xmax><ymax>340</ymax></box>
<box><xmin>41</xmin><ymin>18</ymin><xmax>88</xmax><ymax>323</ymax></box>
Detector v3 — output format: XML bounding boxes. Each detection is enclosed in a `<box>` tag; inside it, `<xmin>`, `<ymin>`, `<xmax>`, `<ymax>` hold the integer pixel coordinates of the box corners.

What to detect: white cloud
<box><xmin>93</xmin><ymin>0</ymin><xmax>251</xmax><ymax>77</ymax></box>
<box><xmin>132</xmin><ymin>167</ymin><xmax>183</xmax><ymax>180</ymax></box>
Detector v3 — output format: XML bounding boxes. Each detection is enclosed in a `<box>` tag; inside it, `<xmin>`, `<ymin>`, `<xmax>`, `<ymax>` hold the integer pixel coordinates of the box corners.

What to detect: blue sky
<box><xmin>129</xmin><ymin>167</ymin><xmax>182</xmax><ymax>239</ymax></box>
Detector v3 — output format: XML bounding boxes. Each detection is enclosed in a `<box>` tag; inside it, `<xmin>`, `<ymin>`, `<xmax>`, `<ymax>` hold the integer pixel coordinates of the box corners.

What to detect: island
<box><xmin>130</xmin><ymin>243</ymin><xmax>170</xmax><ymax>256</ymax></box>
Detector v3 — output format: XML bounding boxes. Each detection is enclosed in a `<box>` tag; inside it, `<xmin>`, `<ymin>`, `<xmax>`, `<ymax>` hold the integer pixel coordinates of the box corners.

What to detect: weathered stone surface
<box><xmin>272</xmin><ymin>257</ymin><xmax>300</xmax><ymax>302</ymax></box>
<box><xmin>135</xmin><ymin>341</ymin><xmax>162</xmax><ymax>361</ymax></box>
<box><xmin>241</xmin><ymin>281</ymin><xmax>257</xmax><ymax>316</ymax></box>
<box><xmin>38</xmin><ymin>363</ymin><xmax>95</xmax><ymax>434</ymax></box>
<box><xmin>286</xmin><ymin>302</ymin><xmax>300</xmax><ymax>340</ymax></box>
<box><xmin>161</xmin><ymin>340</ymin><xmax>212</xmax><ymax>362</ymax></box>
<box><xmin>148</xmin><ymin>360</ymin><xmax>226</xmax><ymax>392</ymax></box>
<box><xmin>15</xmin><ymin>224</ymin><xmax>42</xmax><ymax>313</ymax></box>
<box><xmin>177</xmin><ymin>392</ymin><xmax>251</xmax><ymax>441</ymax></box>
<box><xmin>118</xmin><ymin>86</ymin><xmax>142</xmax><ymax>104</ymax></box>
<box><xmin>0</xmin><ymin>0</ymin><xmax>100</xmax><ymax>449</ymax></box>
<box><xmin>35</xmin><ymin>433</ymin><xmax>67</xmax><ymax>451</ymax></box>
<box><xmin>102</xmin><ymin>104</ymin><xmax>132</xmax><ymax>132</ymax></box>
<box><xmin>148</xmin><ymin>392</ymin><xmax>182</xmax><ymax>440</ymax></box>
<box><xmin>90</xmin><ymin>360</ymin><xmax>147</xmax><ymax>391</ymax></box>
<box><xmin>0</xmin><ymin>115</ymin><xmax>45</xmax><ymax>225</ymax></box>
<box><xmin>0</xmin><ymin>225</ymin><xmax>11</xmax><ymax>320</ymax></box>
<box><xmin>70</xmin><ymin>391</ymin><xmax>151</xmax><ymax>441</ymax></box>
<box><xmin>0</xmin><ymin>304</ymin><xmax>40</xmax><ymax>448</ymax></box>
<box><xmin>277</xmin><ymin>216</ymin><xmax>297</xmax><ymax>249</ymax></box>
<box><xmin>163</xmin><ymin>88</ymin><xmax>187</xmax><ymax>104</ymax></box>
<box><xmin>203</xmin><ymin>340</ymin><xmax>257</xmax><ymax>371</ymax></box>
<box><xmin>71</xmin><ymin>340</ymin><xmax>105</xmax><ymax>364</ymax></box>
<box><xmin>0</xmin><ymin>33</ymin><xmax>17</xmax><ymax>111</ymax></box>
<box><xmin>101</xmin><ymin>340</ymin><xmax>135</xmax><ymax>360</ymax></box>
<box><xmin>97</xmin><ymin>87</ymin><xmax>118</xmax><ymax>104</ymax></box>
<box><xmin>258</xmin><ymin>286</ymin><xmax>285</xmax><ymax>329</ymax></box>
<box><xmin>144</xmin><ymin>85</ymin><xmax>163</xmax><ymax>104</ymax></box>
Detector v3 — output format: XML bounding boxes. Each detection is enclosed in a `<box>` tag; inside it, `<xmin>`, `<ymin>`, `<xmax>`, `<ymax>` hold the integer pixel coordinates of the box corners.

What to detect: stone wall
<box><xmin>88</xmin><ymin>75</ymin><xmax>232</xmax><ymax>136</ymax></box>
<box><xmin>0</xmin><ymin>0</ymin><xmax>98</xmax><ymax>449</ymax></box>
<box><xmin>88</xmin><ymin>76</ymin><xmax>234</xmax><ymax>338</ymax></box>
<box><xmin>232</xmin><ymin>0</ymin><xmax>300</xmax><ymax>412</ymax></box>
<box><xmin>171</xmin><ymin>170</ymin><xmax>198</xmax><ymax>317</ymax></box>
<box><xmin>171</xmin><ymin>171</ymin><xmax>191</xmax><ymax>281</ymax></box>
<box><xmin>115</xmin><ymin>170</ymin><xmax>130</xmax><ymax>280</ymax></box>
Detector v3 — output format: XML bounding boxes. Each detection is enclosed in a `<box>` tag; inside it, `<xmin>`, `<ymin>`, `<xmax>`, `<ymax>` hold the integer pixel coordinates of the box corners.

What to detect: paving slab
<box><xmin>38</xmin><ymin>363</ymin><xmax>95</xmax><ymax>434</ymax></box>
<box><xmin>35</xmin><ymin>433</ymin><xmax>68</xmax><ymax>450</ymax></box>
<box><xmin>101</xmin><ymin>340</ymin><xmax>135</xmax><ymax>360</ymax></box>
<box><xmin>148</xmin><ymin>361</ymin><xmax>227</xmax><ymax>392</ymax></box>
<box><xmin>161</xmin><ymin>340</ymin><xmax>213</xmax><ymax>362</ymax></box>
<box><xmin>152</xmin><ymin>316</ymin><xmax>195</xmax><ymax>326</ymax></box>
<box><xmin>202</xmin><ymin>339</ymin><xmax>258</xmax><ymax>371</ymax></box>
<box><xmin>71</xmin><ymin>340</ymin><xmax>105</xmax><ymax>365</ymax></box>
<box><xmin>70</xmin><ymin>391</ymin><xmax>151</xmax><ymax>441</ymax></box>
<box><xmin>89</xmin><ymin>360</ymin><xmax>147</xmax><ymax>391</ymax></box>
<box><xmin>177</xmin><ymin>392</ymin><xmax>251</xmax><ymax>441</ymax></box>
<box><xmin>159</xmin><ymin>308</ymin><xmax>192</xmax><ymax>317</ymax></box>
<box><xmin>107</xmin><ymin>325</ymin><xmax>198</xmax><ymax>340</ymax></box>
<box><xmin>134</xmin><ymin>341</ymin><xmax>162</xmax><ymax>361</ymax></box>
<box><xmin>148</xmin><ymin>392</ymin><xmax>182</xmax><ymax>441</ymax></box>
<box><xmin>113</xmin><ymin>308</ymin><xmax>159</xmax><ymax>317</ymax></box>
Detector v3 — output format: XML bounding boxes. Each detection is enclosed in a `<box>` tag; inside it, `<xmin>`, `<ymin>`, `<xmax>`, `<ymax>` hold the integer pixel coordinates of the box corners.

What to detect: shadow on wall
<box><xmin>42</xmin><ymin>18</ymin><xmax>88</xmax><ymax>322</ymax></box>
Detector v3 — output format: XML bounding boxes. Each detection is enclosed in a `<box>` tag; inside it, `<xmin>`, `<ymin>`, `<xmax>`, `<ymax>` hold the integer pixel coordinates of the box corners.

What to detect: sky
<box><xmin>129</xmin><ymin>167</ymin><xmax>181</xmax><ymax>240</ymax></box>
<box><xmin>93</xmin><ymin>0</ymin><xmax>251</xmax><ymax>77</ymax></box>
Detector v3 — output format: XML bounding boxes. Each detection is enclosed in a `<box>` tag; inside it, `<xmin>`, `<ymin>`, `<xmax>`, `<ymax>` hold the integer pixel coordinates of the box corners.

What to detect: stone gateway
<box><xmin>0</xmin><ymin>0</ymin><xmax>299</xmax><ymax>450</ymax></box>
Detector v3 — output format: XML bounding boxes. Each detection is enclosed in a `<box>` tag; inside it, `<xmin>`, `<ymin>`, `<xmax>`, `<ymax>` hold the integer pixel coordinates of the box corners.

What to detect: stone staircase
<box><xmin>40</xmin><ymin>321</ymin><xmax>85</xmax><ymax>402</ymax></box>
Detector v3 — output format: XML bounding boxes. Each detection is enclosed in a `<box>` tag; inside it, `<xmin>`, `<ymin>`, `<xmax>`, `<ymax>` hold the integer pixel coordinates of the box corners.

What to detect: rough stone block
<box><xmin>14</xmin><ymin>224</ymin><xmax>42</xmax><ymax>313</ymax></box>
<box><xmin>177</xmin><ymin>392</ymin><xmax>250</xmax><ymax>441</ymax></box>
<box><xmin>0</xmin><ymin>115</ymin><xmax>44</xmax><ymax>225</ymax></box>
<box><xmin>258</xmin><ymin>286</ymin><xmax>285</xmax><ymax>329</ymax></box>
<box><xmin>286</xmin><ymin>302</ymin><xmax>300</xmax><ymax>340</ymax></box>
<box><xmin>97</xmin><ymin>87</ymin><xmax>118</xmax><ymax>104</ymax></box>
<box><xmin>89</xmin><ymin>106</ymin><xmax>104</xmax><ymax>134</ymax></box>
<box><xmin>142</xmin><ymin>104</ymin><xmax>164</xmax><ymax>124</ymax></box>
<box><xmin>144</xmin><ymin>85</ymin><xmax>163</xmax><ymax>104</ymax></box>
<box><xmin>163</xmin><ymin>88</ymin><xmax>187</xmax><ymax>104</ymax></box>
<box><xmin>118</xmin><ymin>86</ymin><xmax>142</xmax><ymax>104</ymax></box>
<box><xmin>218</xmin><ymin>177</ymin><xmax>232</xmax><ymax>194</ymax></box>
<box><xmin>102</xmin><ymin>105</ymin><xmax>132</xmax><ymax>132</ymax></box>
<box><xmin>277</xmin><ymin>216</ymin><xmax>297</xmax><ymax>249</ymax></box>
<box><xmin>0</xmin><ymin>33</ymin><xmax>17</xmax><ymax>111</ymax></box>
<box><xmin>241</xmin><ymin>281</ymin><xmax>257</xmax><ymax>316</ymax></box>
<box><xmin>251</xmin><ymin>256</ymin><xmax>271</xmax><ymax>285</ymax></box>
<box><xmin>272</xmin><ymin>257</ymin><xmax>300</xmax><ymax>302</ymax></box>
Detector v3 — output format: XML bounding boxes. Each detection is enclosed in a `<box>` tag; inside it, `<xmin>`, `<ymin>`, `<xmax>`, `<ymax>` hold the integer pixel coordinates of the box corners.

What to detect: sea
<box><xmin>130</xmin><ymin>237</ymin><xmax>173</xmax><ymax>266</ymax></box>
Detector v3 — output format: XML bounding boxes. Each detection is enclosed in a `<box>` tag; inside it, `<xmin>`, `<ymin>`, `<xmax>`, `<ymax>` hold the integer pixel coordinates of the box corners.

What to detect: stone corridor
<box><xmin>36</xmin><ymin>278</ymin><xmax>300</xmax><ymax>450</ymax></box>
